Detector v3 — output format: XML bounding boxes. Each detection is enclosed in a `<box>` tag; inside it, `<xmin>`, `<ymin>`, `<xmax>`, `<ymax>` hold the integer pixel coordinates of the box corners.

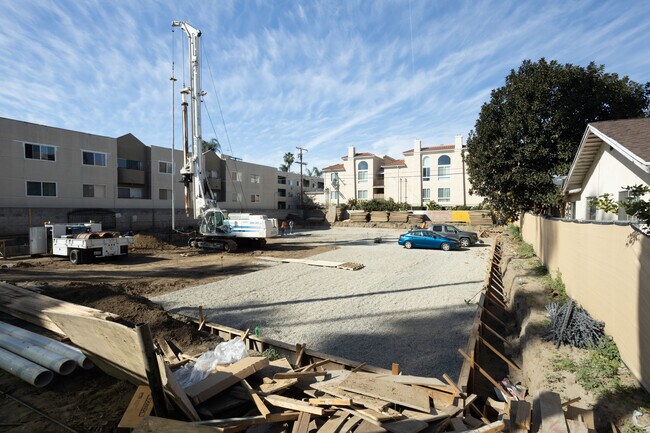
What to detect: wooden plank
<box><xmin>392</xmin><ymin>363</ymin><xmax>400</xmax><ymax>375</ymax></box>
<box><xmin>460</xmin><ymin>420</ymin><xmax>505</xmax><ymax>433</ymax></box>
<box><xmin>298</xmin><ymin>359</ymin><xmax>333</xmax><ymax>372</ymax></box>
<box><xmin>510</xmin><ymin>400</ymin><xmax>531</xmax><ymax>430</ymax></box>
<box><xmin>338</xmin><ymin>372</ymin><xmax>430</xmax><ymax>412</ymax></box>
<box><xmin>564</xmin><ymin>406</ymin><xmax>594</xmax><ymax>430</ymax></box>
<box><xmin>538</xmin><ymin>392</ymin><xmax>569</xmax><ymax>433</ymax></box>
<box><xmin>359</xmin><ymin>373</ymin><xmax>446</xmax><ymax>388</ymax></box>
<box><xmin>486</xmin><ymin>397</ymin><xmax>506</xmax><ymax>412</ymax></box>
<box><xmin>295</xmin><ymin>344</ymin><xmax>305</xmax><ymax>367</ymax></box>
<box><xmin>158</xmin><ymin>358</ymin><xmax>201</xmax><ymax>421</ymax></box>
<box><xmin>450</xmin><ymin>417</ymin><xmax>469</xmax><ymax>431</ymax></box>
<box><xmin>442</xmin><ymin>374</ymin><xmax>464</xmax><ymax>396</ymax></box>
<box><xmin>309</xmin><ymin>398</ymin><xmax>352</xmax><ymax>406</ymax></box>
<box><xmin>456</xmin><ymin>349</ymin><xmax>508</xmax><ymax>397</ymax></box>
<box><xmin>339</xmin><ymin>406</ymin><xmax>401</xmax><ymax>422</ymax></box>
<box><xmin>356</xmin><ymin>420</ymin><xmax>388</xmax><ymax>433</ymax></box>
<box><xmin>292</xmin><ymin>412</ymin><xmax>312</xmax><ymax>433</ymax></box>
<box><xmin>317</xmin><ymin>412</ymin><xmax>349</xmax><ymax>433</ymax></box>
<box><xmin>566</xmin><ymin>420</ymin><xmax>588</xmax><ymax>433</ymax></box>
<box><xmin>185</xmin><ymin>357</ymin><xmax>270</xmax><ymax>405</ymax></box>
<box><xmin>560</xmin><ymin>397</ymin><xmax>581</xmax><ymax>408</ymax></box>
<box><xmin>464</xmin><ymin>415</ymin><xmax>484</xmax><ymax>428</ymax></box>
<box><xmin>339</xmin><ymin>416</ymin><xmax>363</xmax><ymax>433</ymax></box>
<box><xmin>315</xmin><ymin>385</ymin><xmax>391</xmax><ymax>412</ymax></box>
<box><xmin>241</xmin><ymin>379</ymin><xmax>271</xmax><ymax>418</ymax></box>
<box><xmin>265</xmin><ymin>395</ymin><xmax>325</xmax><ymax>416</ymax></box>
<box><xmin>275</xmin><ymin>371</ymin><xmax>328</xmax><ymax>380</ymax></box>
<box><xmin>480</xmin><ymin>322</ymin><xmax>507</xmax><ymax>344</ymax></box>
<box><xmin>401</xmin><ymin>408</ymin><xmax>448</xmax><ymax>423</ymax></box>
<box><xmin>198</xmin><ymin>412</ymin><xmax>301</xmax><ymax>427</ymax></box>
<box><xmin>118</xmin><ymin>386</ymin><xmax>154</xmax><ymax>430</ymax></box>
<box><xmin>133</xmin><ymin>416</ymin><xmax>220</xmax><ymax>433</ymax></box>
<box><xmin>260</xmin><ymin>378</ymin><xmax>300</xmax><ymax>395</ymax></box>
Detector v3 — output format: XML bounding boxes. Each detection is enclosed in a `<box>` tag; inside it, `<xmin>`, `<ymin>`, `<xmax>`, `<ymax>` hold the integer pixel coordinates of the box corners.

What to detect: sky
<box><xmin>1</xmin><ymin>1</ymin><xmax>649</xmax><ymax>172</ymax></box>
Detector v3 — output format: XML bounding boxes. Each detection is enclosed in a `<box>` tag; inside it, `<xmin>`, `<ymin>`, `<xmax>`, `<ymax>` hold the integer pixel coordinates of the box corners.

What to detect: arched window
<box><xmin>438</xmin><ymin>155</ymin><xmax>451</xmax><ymax>180</ymax></box>
<box><xmin>357</xmin><ymin>161</ymin><xmax>368</xmax><ymax>183</ymax></box>
<box><xmin>422</xmin><ymin>156</ymin><xmax>431</xmax><ymax>181</ymax></box>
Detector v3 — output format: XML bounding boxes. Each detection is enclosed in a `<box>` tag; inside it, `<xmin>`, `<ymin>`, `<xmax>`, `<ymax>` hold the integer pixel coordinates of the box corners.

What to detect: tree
<box><xmin>466</xmin><ymin>58</ymin><xmax>650</xmax><ymax>222</ymax></box>
<box><xmin>592</xmin><ymin>185</ymin><xmax>650</xmax><ymax>224</ymax></box>
<box><xmin>282</xmin><ymin>152</ymin><xmax>295</xmax><ymax>172</ymax></box>
<box><xmin>202</xmin><ymin>138</ymin><xmax>221</xmax><ymax>154</ymax></box>
<box><xmin>306</xmin><ymin>166</ymin><xmax>323</xmax><ymax>177</ymax></box>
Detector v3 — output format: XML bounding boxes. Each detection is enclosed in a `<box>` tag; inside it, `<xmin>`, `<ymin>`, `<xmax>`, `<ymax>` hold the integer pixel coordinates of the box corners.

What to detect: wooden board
<box><xmin>0</xmin><ymin>282</ymin><xmax>119</xmax><ymax>335</ymax></box>
<box><xmin>313</xmin><ymin>385</ymin><xmax>390</xmax><ymax>412</ymax></box>
<box><xmin>292</xmin><ymin>412</ymin><xmax>312</xmax><ymax>433</ymax></box>
<box><xmin>338</xmin><ymin>372</ymin><xmax>430</xmax><ymax>413</ymax></box>
<box><xmin>185</xmin><ymin>356</ymin><xmax>270</xmax><ymax>405</ymax></box>
<box><xmin>359</xmin><ymin>373</ymin><xmax>446</xmax><ymax>388</ymax></box>
<box><xmin>265</xmin><ymin>395</ymin><xmax>325</xmax><ymax>416</ymax></box>
<box><xmin>317</xmin><ymin>412</ymin><xmax>349</xmax><ymax>433</ymax></box>
<box><xmin>118</xmin><ymin>386</ymin><xmax>153</xmax><ymax>430</ymax></box>
<box><xmin>538</xmin><ymin>392</ymin><xmax>569</xmax><ymax>433</ymax></box>
<box><xmin>462</xmin><ymin>420</ymin><xmax>505</xmax><ymax>433</ymax></box>
<box><xmin>309</xmin><ymin>398</ymin><xmax>352</xmax><ymax>406</ymax></box>
<box><xmin>339</xmin><ymin>415</ymin><xmax>363</xmax><ymax>433</ymax></box>
<box><xmin>134</xmin><ymin>416</ymin><xmax>220</xmax><ymax>433</ymax></box>
<box><xmin>356</xmin><ymin>420</ymin><xmax>388</xmax><ymax>433</ymax></box>
<box><xmin>510</xmin><ymin>400</ymin><xmax>531</xmax><ymax>430</ymax></box>
<box><xmin>566</xmin><ymin>420</ymin><xmax>589</xmax><ymax>433</ymax></box>
<box><xmin>158</xmin><ymin>354</ymin><xmax>201</xmax><ymax>421</ymax></box>
<box><xmin>381</xmin><ymin>419</ymin><xmax>429</xmax><ymax>433</ymax></box>
<box><xmin>401</xmin><ymin>408</ymin><xmax>448</xmax><ymax>423</ymax></box>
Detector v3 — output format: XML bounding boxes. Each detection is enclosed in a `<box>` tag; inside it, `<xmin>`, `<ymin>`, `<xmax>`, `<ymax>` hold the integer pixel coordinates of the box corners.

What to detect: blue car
<box><xmin>398</xmin><ymin>229</ymin><xmax>459</xmax><ymax>251</ymax></box>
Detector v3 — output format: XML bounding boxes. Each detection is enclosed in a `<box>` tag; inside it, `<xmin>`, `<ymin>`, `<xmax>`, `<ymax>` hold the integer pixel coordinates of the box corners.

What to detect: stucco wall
<box><xmin>520</xmin><ymin>213</ymin><xmax>650</xmax><ymax>391</ymax></box>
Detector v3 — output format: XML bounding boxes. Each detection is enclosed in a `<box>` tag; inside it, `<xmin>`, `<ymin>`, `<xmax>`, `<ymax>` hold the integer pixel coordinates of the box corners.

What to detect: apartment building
<box><xmin>0</xmin><ymin>117</ymin><xmax>323</xmax><ymax>235</ymax></box>
<box><xmin>322</xmin><ymin>136</ymin><xmax>483</xmax><ymax>208</ymax></box>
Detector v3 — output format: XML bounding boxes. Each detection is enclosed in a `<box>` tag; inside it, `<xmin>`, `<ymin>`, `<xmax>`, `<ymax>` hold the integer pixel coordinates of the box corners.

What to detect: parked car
<box><xmin>429</xmin><ymin>224</ymin><xmax>481</xmax><ymax>247</ymax></box>
<box><xmin>398</xmin><ymin>230</ymin><xmax>459</xmax><ymax>251</ymax></box>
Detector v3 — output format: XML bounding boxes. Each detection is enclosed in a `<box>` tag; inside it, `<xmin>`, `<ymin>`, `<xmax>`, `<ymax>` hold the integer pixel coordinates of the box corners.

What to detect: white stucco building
<box><xmin>563</xmin><ymin>118</ymin><xmax>650</xmax><ymax>221</ymax></box>
<box><xmin>322</xmin><ymin>136</ymin><xmax>483</xmax><ymax>208</ymax></box>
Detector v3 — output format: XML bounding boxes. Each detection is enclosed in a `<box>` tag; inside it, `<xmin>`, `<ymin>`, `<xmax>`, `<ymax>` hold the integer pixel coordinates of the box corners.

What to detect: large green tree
<box><xmin>466</xmin><ymin>59</ymin><xmax>649</xmax><ymax>222</ymax></box>
<box><xmin>279</xmin><ymin>152</ymin><xmax>295</xmax><ymax>172</ymax></box>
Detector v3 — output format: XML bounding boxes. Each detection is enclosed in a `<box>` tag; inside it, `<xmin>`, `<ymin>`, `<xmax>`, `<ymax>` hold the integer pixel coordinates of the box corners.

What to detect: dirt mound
<box><xmin>131</xmin><ymin>233</ymin><xmax>178</xmax><ymax>250</ymax></box>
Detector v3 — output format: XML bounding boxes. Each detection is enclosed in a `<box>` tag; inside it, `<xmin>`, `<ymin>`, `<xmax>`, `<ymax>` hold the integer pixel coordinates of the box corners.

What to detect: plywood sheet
<box><xmin>338</xmin><ymin>372</ymin><xmax>430</xmax><ymax>412</ymax></box>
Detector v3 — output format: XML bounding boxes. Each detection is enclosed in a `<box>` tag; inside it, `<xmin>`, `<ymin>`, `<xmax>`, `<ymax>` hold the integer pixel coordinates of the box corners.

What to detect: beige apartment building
<box><xmin>322</xmin><ymin>136</ymin><xmax>483</xmax><ymax>208</ymax></box>
<box><xmin>0</xmin><ymin>117</ymin><xmax>323</xmax><ymax>235</ymax></box>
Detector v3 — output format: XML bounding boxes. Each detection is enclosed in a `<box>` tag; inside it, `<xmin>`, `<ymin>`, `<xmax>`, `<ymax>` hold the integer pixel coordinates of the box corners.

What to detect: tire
<box><xmin>460</xmin><ymin>237</ymin><xmax>470</xmax><ymax>248</ymax></box>
<box><xmin>404</xmin><ymin>241</ymin><xmax>413</xmax><ymax>249</ymax></box>
<box><xmin>69</xmin><ymin>249</ymin><xmax>82</xmax><ymax>264</ymax></box>
<box><xmin>441</xmin><ymin>242</ymin><xmax>451</xmax><ymax>251</ymax></box>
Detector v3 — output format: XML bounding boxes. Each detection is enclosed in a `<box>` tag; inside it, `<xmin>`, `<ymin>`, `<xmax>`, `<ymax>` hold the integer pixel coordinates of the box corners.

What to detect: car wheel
<box><xmin>441</xmin><ymin>242</ymin><xmax>451</xmax><ymax>251</ymax></box>
<box><xmin>69</xmin><ymin>249</ymin><xmax>81</xmax><ymax>264</ymax></box>
<box><xmin>460</xmin><ymin>237</ymin><xmax>470</xmax><ymax>248</ymax></box>
<box><xmin>404</xmin><ymin>241</ymin><xmax>413</xmax><ymax>249</ymax></box>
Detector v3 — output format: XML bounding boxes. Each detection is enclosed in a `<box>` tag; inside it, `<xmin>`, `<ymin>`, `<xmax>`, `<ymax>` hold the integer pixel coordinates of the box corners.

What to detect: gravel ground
<box><xmin>151</xmin><ymin>227</ymin><xmax>491</xmax><ymax>378</ymax></box>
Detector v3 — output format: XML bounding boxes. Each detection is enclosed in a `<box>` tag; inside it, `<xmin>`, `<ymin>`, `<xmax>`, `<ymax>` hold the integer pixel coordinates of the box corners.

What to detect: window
<box><xmin>357</xmin><ymin>190</ymin><xmax>368</xmax><ymax>200</ymax></box>
<box><xmin>208</xmin><ymin>170</ymin><xmax>219</xmax><ymax>178</ymax></box>
<box><xmin>438</xmin><ymin>155</ymin><xmax>451</xmax><ymax>180</ymax></box>
<box><xmin>422</xmin><ymin>156</ymin><xmax>431</xmax><ymax>181</ymax></box>
<box><xmin>586</xmin><ymin>196</ymin><xmax>597</xmax><ymax>220</ymax></box>
<box><xmin>278</xmin><ymin>176</ymin><xmax>287</xmax><ymax>184</ymax></box>
<box><xmin>251</xmin><ymin>194</ymin><xmax>261</xmax><ymax>203</ymax></box>
<box><xmin>159</xmin><ymin>161</ymin><xmax>173</xmax><ymax>174</ymax></box>
<box><xmin>438</xmin><ymin>188</ymin><xmax>450</xmax><ymax>202</ymax></box>
<box><xmin>117</xmin><ymin>158</ymin><xmax>142</xmax><ymax>170</ymax></box>
<box><xmin>83</xmin><ymin>184</ymin><xmax>106</xmax><ymax>198</ymax></box>
<box><xmin>618</xmin><ymin>190</ymin><xmax>636</xmax><ymax>221</ymax></box>
<box><xmin>317</xmin><ymin>182</ymin><xmax>324</xmax><ymax>189</ymax></box>
<box><xmin>83</xmin><ymin>151</ymin><xmax>107</xmax><ymax>167</ymax></box>
<box><xmin>357</xmin><ymin>161</ymin><xmax>368</xmax><ymax>183</ymax></box>
<box><xmin>118</xmin><ymin>187</ymin><xmax>143</xmax><ymax>199</ymax></box>
<box><xmin>330</xmin><ymin>191</ymin><xmax>339</xmax><ymax>200</ymax></box>
<box><xmin>25</xmin><ymin>143</ymin><xmax>56</xmax><ymax>161</ymax></box>
<box><xmin>330</xmin><ymin>173</ymin><xmax>337</xmax><ymax>182</ymax></box>
<box><xmin>159</xmin><ymin>189</ymin><xmax>172</xmax><ymax>200</ymax></box>
<box><xmin>568</xmin><ymin>202</ymin><xmax>576</xmax><ymax>219</ymax></box>
<box><xmin>278</xmin><ymin>189</ymin><xmax>287</xmax><ymax>197</ymax></box>
<box><xmin>231</xmin><ymin>171</ymin><xmax>242</xmax><ymax>182</ymax></box>
<box><xmin>26</xmin><ymin>181</ymin><xmax>56</xmax><ymax>197</ymax></box>
<box><xmin>278</xmin><ymin>201</ymin><xmax>286</xmax><ymax>209</ymax></box>
<box><xmin>422</xmin><ymin>188</ymin><xmax>431</xmax><ymax>200</ymax></box>
<box><xmin>232</xmin><ymin>192</ymin><xmax>242</xmax><ymax>202</ymax></box>
<box><xmin>251</xmin><ymin>174</ymin><xmax>261</xmax><ymax>183</ymax></box>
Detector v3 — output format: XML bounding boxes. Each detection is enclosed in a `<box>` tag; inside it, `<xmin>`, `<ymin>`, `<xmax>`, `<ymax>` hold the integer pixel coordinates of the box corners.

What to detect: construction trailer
<box><xmin>29</xmin><ymin>222</ymin><xmax>133</xmax><ymax>264</ymax></box>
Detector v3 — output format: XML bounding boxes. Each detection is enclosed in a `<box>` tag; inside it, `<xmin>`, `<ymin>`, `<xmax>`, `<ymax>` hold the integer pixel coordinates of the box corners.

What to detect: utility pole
<box><xmin>296</xmin><ymin>147</ymin><xmax>308</xmax><ymax>209</ymax></box>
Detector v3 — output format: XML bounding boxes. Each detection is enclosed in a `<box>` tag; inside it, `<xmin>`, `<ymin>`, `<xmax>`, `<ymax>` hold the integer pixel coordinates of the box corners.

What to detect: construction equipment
<box><xmin>29</xmin><ymin>222</ymin><xmax>133</xmax><ymax>264</ymax></box>
<box><xmin>172</xmin><ymin>21</ymin><xmax>278</xmax><ymax>252</ymax></box>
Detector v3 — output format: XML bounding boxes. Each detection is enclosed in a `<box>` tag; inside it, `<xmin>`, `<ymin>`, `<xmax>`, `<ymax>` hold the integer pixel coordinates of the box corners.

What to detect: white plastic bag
<box><xmin>174</xmin><ymin>338</ymin><xmax>248</xmax><ymax>388</ymax></box>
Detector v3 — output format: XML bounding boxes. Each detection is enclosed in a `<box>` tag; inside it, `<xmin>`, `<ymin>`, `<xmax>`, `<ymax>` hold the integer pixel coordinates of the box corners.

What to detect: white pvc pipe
<box><xmin>0</xmin><ymin>346</ymin><xmax>53</xmax><ymax>387</ymax></box>
<box><xmin>0</xmin><ymin>334</ymin><xmax>76</xmax><ymax>375</ymax></box>
<box><xmin>0</xmin><ymin>322</ymin><xmax>93</xmax><ymax>369</ymax></box>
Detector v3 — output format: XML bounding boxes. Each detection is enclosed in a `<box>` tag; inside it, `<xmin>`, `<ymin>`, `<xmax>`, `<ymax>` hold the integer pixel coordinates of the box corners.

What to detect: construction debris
<box><xmin>546</xmin><ymin>301</ymin><xmax>605</xmax><ymax>349</ymax></box>
<box><xmin>258</xmin><ymin>257</ymin><xmax>365</xmax><ymax>271</ymax></box>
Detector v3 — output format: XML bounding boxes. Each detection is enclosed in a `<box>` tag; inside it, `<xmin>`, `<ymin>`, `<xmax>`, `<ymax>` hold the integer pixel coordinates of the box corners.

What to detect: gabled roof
<box><xmin>563</xmin><ymin>118</ymin><xmax>650</xmax><ymax>193</ymax></box>
<box><xmin>403</xmin><ymin>144</ymin><xmax>455</xmax><ymax>155</ymax></box>
<box><xmin>322</xmin><ymin>163</ymin><xmax>345</xmax><ymax>172</ymax></box>
<box><xmin>382</xmin><ymin>159</ymin><xmax>406</xmax><ymax>168</ymax></box>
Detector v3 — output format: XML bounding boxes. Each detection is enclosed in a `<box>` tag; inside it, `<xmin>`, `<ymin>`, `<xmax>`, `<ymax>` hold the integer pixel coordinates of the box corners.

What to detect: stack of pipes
<box><xmin>0</xmin><ymin>321</ymin><xmax>92</xmax><ymax>387</ymax></box>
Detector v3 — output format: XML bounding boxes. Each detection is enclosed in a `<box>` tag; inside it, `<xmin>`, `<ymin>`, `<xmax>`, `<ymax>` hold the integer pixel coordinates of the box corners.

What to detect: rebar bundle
<box><xmin>546</xmin><ymin>300</ymin><xmax>604</xmax><ymax>348</ymax></box>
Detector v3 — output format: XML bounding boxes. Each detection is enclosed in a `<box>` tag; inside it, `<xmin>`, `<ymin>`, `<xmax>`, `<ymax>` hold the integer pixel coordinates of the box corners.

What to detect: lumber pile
<box><xmin>388</xmin><ymin>212</ymin><xmax>411</xmax><ymax>223</ymax></box>
<box><xmin>369</xmin><ymin>211</ymin><xmax>389</xmax><ymax>222</ymax></box>
<box><xmin>468</xmin><ymin>211</ymin><xmax>492</xmax><ymax>225</ymax></box>
<box><xmin>348</xmin><ymin>212</ymin><xmax>369</xmax><ymax>223</ymax></box>
<box><xmin>0</xmin><ymin>282</ymin><xmax>119</xmax><ymax>335</ymax></box>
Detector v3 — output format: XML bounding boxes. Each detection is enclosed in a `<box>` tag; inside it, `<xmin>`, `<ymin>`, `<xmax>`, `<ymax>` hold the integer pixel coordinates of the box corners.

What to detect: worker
<box><xmin>288</xmin><ymin>219</ymin><xmax>294</xmax><ymax>235</ymax></box>
<box><xmin>280</xmin><ymin>220</ymin><xmax>287</xmax><ymax>236</ymax></box>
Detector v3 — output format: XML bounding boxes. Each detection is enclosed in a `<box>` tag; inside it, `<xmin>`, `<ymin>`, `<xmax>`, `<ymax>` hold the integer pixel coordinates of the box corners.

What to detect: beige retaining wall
<box><xmin>520</xmin><ymin>213</ymin><xmax>650</xmax><ymax>391</ymax></box>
